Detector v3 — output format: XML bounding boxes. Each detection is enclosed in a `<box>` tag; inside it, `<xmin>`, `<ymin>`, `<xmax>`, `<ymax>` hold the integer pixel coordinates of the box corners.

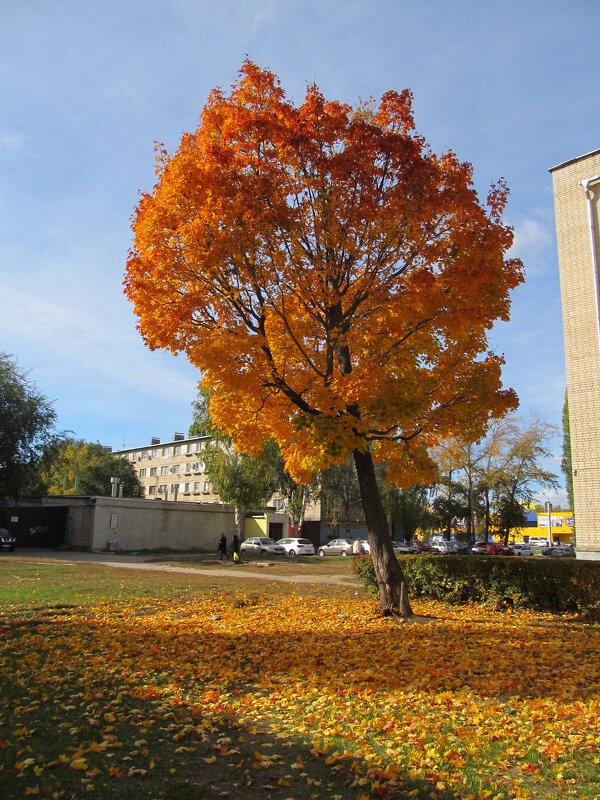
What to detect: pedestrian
<box><xmin>231</xmin><ymin>534</ymin><xmax>240</xmax><ymax>562</ymax></box>
<box><xmin>218</xmin><ymin>533</ymin><xmax>228</xmax><ymax>561</ymax></box>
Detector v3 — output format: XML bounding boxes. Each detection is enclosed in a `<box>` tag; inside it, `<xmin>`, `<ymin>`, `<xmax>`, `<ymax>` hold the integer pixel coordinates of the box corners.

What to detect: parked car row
<box><xmin>238</xmin><ymin>536</ymin><xmax>576</xmax><ymax>559</ymax></box>
<box><xmin>239</xmin><ymin>537</ymin><xmax>316</xmax><ymax>556</ymax></box>
<box><xmin>1</xmin><ymin>531</ymin><xmax>574</xmax><ymax>559</ymax></box>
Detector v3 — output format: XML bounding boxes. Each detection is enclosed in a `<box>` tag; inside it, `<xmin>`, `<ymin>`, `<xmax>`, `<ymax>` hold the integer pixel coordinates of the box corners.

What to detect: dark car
<box><xmin>0</xmin><ymin>528</ymin><xmax>16</xmax><ymax>551</ymax></box>
<box><xmin>542</xmin><ymin>543</ymin><xmax>575</xmax><ymax>558</ymax></box>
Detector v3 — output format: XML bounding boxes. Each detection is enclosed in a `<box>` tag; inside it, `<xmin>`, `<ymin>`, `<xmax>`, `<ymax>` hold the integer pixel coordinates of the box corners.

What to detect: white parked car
<box><xmin>510</xmin><ymin>542</ymin><xmax>534</xmax><ymax>556</ymax></box>
<box><xmin>239</xmin><ymin>537</ymin><xmax>286</xmax><ymax>556</ymax></box>
<box><xmin>431</xmin><ymin>540</ymin><xmax>459</xmax><ymax>554</ymax></box>
<box><xmin>276</xmin><ymin>537</ymin><xmax>315</xmax><ymax>556</ymax></box>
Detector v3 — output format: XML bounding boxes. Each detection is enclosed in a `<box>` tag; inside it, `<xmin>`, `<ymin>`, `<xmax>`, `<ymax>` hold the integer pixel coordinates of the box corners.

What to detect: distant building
<box><xmin>113</xmin><ymin>433</ymin><xmax>321</xmax><ymax>545</ymax></box>
<box><xmin>114</xmin><ymin>433</ymin><xmax>219</xmax><ymax>503</ymax></box>
<box><xmin>550</xmin><ymin>148</ymin><xmax>600</xmax><ymax>559</ymax></box>
<box><xmin>511</xmin><ymin>510</ymin><xmax>574</xmax><ymax>545</ymax></box>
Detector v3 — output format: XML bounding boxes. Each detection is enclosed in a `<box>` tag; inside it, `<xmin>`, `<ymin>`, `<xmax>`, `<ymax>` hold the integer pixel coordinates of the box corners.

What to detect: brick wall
<box><xmin>551</xmin><ymin>150</ymin><xmax>600</xmax><ymax>557</ymax></box>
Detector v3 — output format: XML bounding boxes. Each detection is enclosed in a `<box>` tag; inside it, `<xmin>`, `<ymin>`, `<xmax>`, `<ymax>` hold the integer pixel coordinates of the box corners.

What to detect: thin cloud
<box><xmin>0</xmin><ymin>131</ymin><xmax>25</xmax><ymax>157</ymax></box>
<box><xmin>0</xmin><ymin>284</ymin><xmax>197</xmax><ymax>405</ymax></box>
<box><xmin>507</xmin><ymin>212</ymin><xmax>554</xmax><ymax>277</ymax></box>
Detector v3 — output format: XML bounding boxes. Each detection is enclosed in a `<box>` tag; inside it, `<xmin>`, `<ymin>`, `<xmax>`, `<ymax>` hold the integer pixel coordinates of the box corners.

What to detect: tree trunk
<box><xmin>484</xmin><ymin>487</ymin><xmax>490</xmax><ymax>541</ymax></box>
<box><xmin>234</xmin><ymin>507</ymin><xmax>243</xmax><ymax>539</ymax></box>
<box><xmin>353</xmin><ymin>447</ymin><xmax>413</xmax><ymax>617</ymax></box>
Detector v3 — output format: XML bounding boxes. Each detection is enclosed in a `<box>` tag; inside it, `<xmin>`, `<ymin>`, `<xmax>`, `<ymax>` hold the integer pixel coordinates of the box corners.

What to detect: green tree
<box><xmin>320</xmin><ymin>459</ymin><xmax>363</xmax><ymax>539</ymax></box>
<box><xmin>492</xmin><ymin>415</ymin><xmax>559</xmax><ymax>543</ymax></box>
<box><xmin>43</xmin><ymin>440</ymin><xmax>142</xmax><ymax>497</ymax></box>
<box><xmin>203</xmin><ymin>440</ymin><xmax>278</xmax><ymax>537</ymax></box>
<box><xmin>0</xmin><ymin>353</ymin><xmax>57</xmax><ymax>508</ymax></box>
<box><xmin>383</xmin><ymin>483</ymin><xmax>434</xmax><ymax>542</ymax></box>
<box><xmin>188</xmin><ymin>387</ymin><xmax>214</xmax><ymax>437</ymax></box>
<box><xmin>190</xmin><ymin>389</ymin><xmax>316</xmax><ymax>534</ymax></box>
<box><xmin>562</xmin><ymin>390</ymin><xmax>574</xmax><ymax>518</ymax></box>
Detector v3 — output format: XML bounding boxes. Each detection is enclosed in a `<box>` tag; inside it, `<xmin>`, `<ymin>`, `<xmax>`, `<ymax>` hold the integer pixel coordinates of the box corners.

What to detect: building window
<box><xmin>172</xmin><ymin>464</ymin><xmax>181</xmax><ymax>474</ymax></box>
<box><xmin>195</xmin><ymin>442</ymin><xmax>203</xmax><ymax>452</ymax></box>
<box><xmin>139</xmin><ymin>468</ymin><xmax>147</xmax><ymax>478</ymax></box>
<box><xmin>160</xmin><ymin>466</ymin><xmax>169</xmax><ymax>476</ymax></box>
<box><xmin>150</xmin><ymin>467</ymin><xmax>157</xmax><ymax>476</ymax></box>
<box><xmin>162</xmin><ymin>447</ymin><xmax>169</xmax><ymax>457</ymax></box>
<box><xmin>185</xmin><ymin>463</ymin><xmax>192</xmax><ymax>474</ymax></box>
<box><xmin>203</xmin><ymin>481</ymin><xmax>210</xmax><ymax>494</ymax></box>
<box><xmin>151</xmin><ymin>448</ymin><xmax>158</xmax><ymax>459</ymax></box>
<box><xmin>148</xmin><ymin>486</ymin><xmax>156</xmax><ymax>495</ymax></box>
<box><xmin>170</xmin><ymin>484</ymin><xmax>178</xmax><ymax>495</ymax></box>
<box><xmin>158</xmin><ymin>484</ymin><xmax>167</xmax><ymax>494</ymax></box>
<box><xmin>173</xmin><ymin>445</ymin><xmax>181</xmax><ymax>456</ymax></box>
<box><xmin>183</xmin><ymin>482</ymin><xmax>190</xmax><ymax>494</ymax></box>
<box><xmin>186</xmin><ymin>443</ymin><xmax>192</xmax><ymax>454</ymax></box>
<box><xmin>194</xmin><ymin>482</ymin><xmax>200</xmax><ymax>494</ymax></box>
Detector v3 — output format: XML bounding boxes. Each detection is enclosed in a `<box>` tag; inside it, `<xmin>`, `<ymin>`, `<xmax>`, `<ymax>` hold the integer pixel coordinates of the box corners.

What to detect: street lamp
<box><xmin>542</xmin><ymin>492</ymin><xmax>552</xmax><ymax>546</ymax></box>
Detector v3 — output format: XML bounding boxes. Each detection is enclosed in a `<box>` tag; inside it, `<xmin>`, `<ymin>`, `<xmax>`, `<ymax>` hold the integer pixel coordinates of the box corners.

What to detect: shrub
<box><xmin>352</xmin><ymin>554</ymin><xmax>600</xmax><ymax>616</ymax></box>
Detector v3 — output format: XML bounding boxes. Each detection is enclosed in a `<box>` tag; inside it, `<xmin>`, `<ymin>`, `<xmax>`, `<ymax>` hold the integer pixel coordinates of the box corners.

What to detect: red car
<box><xmin>414</xmin><ymin>542</ymin><xmax>434</xmax><ymax>553</ymax></box>
<box><xmin>472</xmin><ymin>541</ymin><xmax>514</xmax><ymax>555</ymax></box>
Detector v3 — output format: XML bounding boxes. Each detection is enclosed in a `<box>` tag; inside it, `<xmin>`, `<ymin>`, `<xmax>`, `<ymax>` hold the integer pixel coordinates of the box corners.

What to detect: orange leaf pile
<box><xmin>1</xmin><ymin>592</ymin><xmax>600</xmax><ymax>798</ymax></box>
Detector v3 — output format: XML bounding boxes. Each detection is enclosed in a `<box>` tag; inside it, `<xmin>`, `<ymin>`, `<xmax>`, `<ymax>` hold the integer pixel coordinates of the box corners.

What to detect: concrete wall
<box><xmin>42</xmin><ymin>496</ymin><xmax>236</xmax><ymax>552</ymax></box>
<box><xmin>551</xmin><ymin>149</ymin><xmax>600</xmax><ymax>559</ymax></box>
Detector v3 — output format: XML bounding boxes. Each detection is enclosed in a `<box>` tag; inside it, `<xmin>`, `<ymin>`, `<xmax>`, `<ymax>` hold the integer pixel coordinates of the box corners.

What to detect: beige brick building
<box><xmin>114</xmin><ymin>434</ymin><xmax>296</xmax><ymax>541</ymax></box>
<box><xmin>115</xmin><ymin>433</ymin><xmax>223</xmax><ymax>503</ymax></box>
<box><xmin>551</xmin><ymin>149</ymin><xmax>600</xmax><ymax>559</ymax></box>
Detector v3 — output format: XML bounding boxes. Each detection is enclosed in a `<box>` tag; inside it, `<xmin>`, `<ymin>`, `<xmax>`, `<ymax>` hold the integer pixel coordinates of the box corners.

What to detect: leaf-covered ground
<box><xmin>1</xmin><ymin>562</ymin><xmax>600</xmax><ymax>799</ymax></box>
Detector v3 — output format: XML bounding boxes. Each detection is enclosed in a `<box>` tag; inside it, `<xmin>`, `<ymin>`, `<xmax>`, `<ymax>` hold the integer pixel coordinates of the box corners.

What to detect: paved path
<box><xmin>7</xmin><ymin>550</ymin><xmax>360</xmax><ymax>587</ymax></box>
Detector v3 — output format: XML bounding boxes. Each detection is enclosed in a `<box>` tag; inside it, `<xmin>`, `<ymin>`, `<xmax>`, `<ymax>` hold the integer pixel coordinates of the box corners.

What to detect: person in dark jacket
<box><xmin>218</xmin><ymin>533</ymin><xmax>228</xmax><ymax>560</ymax></box>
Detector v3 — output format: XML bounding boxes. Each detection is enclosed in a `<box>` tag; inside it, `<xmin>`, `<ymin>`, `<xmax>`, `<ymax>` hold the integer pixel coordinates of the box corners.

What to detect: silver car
<box><xmin>276</xmin><ymin>537</ymin><xmax>315</xmax><ymax>556</ymax></box>
<box><xmin>510</xmin><ymin>542</ymin><xmax>534</xmax><ymax>556</ymax></box>
<box><xmin>239</xmin><ymin>537</ymin><xmax>286</xmax><ymax>556</ymax></box>
<box><xmin>318</xmin><ymin>538</ymin><xmax>354</xmax><ymax>557</ymax></box>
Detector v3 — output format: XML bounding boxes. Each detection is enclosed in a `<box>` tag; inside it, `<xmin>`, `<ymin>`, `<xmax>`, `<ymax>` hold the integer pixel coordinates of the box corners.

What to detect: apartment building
<box><xmin>550</xmin><ymin>148</ymin><xmax>600</xmax><ymax>559</ymax></box>
<box><xmin>115</xmin><ymin>433</ymin><xmax>220</xmax><ymax>503</ymax></box>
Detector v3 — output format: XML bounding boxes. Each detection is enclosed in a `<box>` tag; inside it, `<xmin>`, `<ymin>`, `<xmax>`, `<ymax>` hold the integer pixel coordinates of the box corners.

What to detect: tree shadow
<box><xmin>2</xmin><ymin>594</ymin><xmax>598</xmax><ymax>798</ymax></box>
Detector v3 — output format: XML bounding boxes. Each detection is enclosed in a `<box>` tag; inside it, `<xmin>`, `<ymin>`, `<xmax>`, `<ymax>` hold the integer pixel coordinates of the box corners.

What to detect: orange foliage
<box><xmin>125</xmin><ymin>61</ymin><xmax>523</xmax><ymax>484</ymax></box>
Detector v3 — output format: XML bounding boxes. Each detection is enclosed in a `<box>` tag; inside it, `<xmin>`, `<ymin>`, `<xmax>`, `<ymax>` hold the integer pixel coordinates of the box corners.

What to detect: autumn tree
<box><xmin>125</xmin><ymin>62</ymin><xmax>523</xmax><ymax>615</ymax></box>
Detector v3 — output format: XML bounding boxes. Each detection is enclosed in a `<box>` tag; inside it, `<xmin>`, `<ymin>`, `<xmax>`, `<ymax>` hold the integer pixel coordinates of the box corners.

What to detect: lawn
<box><xmin>1</xmin><ymin>557</ymin><xmax>600</xmax><ymax>799</ymax></box>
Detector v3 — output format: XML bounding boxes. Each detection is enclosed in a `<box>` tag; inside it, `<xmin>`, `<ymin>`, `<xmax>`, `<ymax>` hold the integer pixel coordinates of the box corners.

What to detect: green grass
<box><xmin>0</xmin><ymin>560</ymin><xmax>208</xmax><ymax>609</ymax></box>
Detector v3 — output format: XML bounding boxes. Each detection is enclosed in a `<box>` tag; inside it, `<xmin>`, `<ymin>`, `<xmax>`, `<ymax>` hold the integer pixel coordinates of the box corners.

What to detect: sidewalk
<box><xmin>8</xmin><ymin>549</ymin><xmax>360</xmax><ymax>587</ymax></box>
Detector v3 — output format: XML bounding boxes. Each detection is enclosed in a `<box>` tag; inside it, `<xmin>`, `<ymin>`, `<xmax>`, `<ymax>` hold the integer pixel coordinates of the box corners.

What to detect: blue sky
<box><xmin>1</xmin><ymin>1</ymin><xmax>598</xmax><ymax>504</ymax></box>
